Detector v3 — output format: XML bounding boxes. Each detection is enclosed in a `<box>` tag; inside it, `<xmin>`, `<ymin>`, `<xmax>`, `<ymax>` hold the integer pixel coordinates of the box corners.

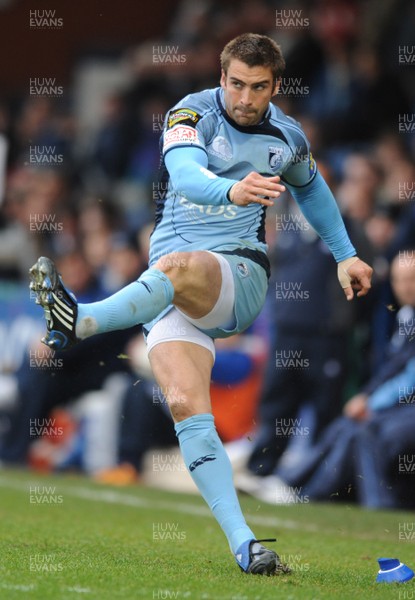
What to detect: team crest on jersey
<box><xmin>167</xmin><ymin>108</ymin><xmax>200</xmax><ymax>129</ymax></box>
<box><xmin>268</xmin><ymin>146</ymin><xmax>284</xmax><ymax>170</ymax></box>
<box><xmin>236</xmin><ymin>262</ymin><xmax>249</xmax><ymax>278</ymax></box>
<box><xmin>209</xmin><ymin>136</ymin><xmax>233</xmax><ymax>161</ymax></box>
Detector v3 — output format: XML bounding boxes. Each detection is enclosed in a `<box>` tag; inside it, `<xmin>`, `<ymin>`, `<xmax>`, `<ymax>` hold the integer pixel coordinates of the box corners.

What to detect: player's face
<box><xmin>220</xmin><ymin>59</ymin><xmax>279</xmax><ymax>126</ymax></box>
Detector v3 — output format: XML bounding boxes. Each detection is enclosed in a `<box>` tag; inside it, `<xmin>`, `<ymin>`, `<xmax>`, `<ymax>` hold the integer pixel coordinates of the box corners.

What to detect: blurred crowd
<box><xmin>0</xmin><ymin>0</ymin><xmax>415</xmax><ymax>508</ymax></box>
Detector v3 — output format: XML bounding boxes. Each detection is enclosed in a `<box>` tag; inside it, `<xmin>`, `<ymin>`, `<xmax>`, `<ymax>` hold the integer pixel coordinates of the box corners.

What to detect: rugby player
<box><xmin>30</xmin><ymin>33</ymin><xmax>372</xmax><ymax>575</ymax></box>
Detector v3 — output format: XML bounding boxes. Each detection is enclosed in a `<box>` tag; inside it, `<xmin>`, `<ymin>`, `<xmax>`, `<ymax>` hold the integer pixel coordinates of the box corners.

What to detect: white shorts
<box><xmin>145</xmin><ymin>249</ymin><xmax>268</xmax><ymax>359</ymax></box>
<box><xmin>146</xmin><ymin>307</ymin><xmax>216</xmax><ymax>359</ymax></box>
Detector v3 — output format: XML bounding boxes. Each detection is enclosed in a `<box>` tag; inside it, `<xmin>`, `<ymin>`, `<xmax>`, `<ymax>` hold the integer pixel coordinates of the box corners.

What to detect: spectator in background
<box><xmin>13</xmin><ymin>98</ymin><xmax>74</xmax><ymax>169</ymax></box>
<box><xmin>92</xmin><ymin>93</ymin><xmax>136</xmax><ymax>181</ymax></box>
<box><xmin>0</xmin><ymin>167</ymin><xmax>76</xmax><ymax>274</ymax></box>
<box><xmin>126</xmin><ymin>91</ymin><xmax>172</xmax><ymax>185</ymax></box>
<box><xmin>373</xmin><ymin>134</ymin><xmax>415</xmax><ymax>263</ymax></box>
<box><xmin>244</xmin><ymin>252</ymin><xmax>415</xmax><ymax>508</ymax></box>
<box><xmin>336</xmin><ymin>252</ymin><xmax>415</xmax><ymax>509</ymax></box>
<box><xmin>0</xmin><ymin>246</ymin><xmax>142</xmax><ymax>465</ymax></box>
<box><xmin>101</xmin><ymin>231</ymin><xmax>147</xmax><ymax>293</ymax></box>
<box><xmin>77</xmin><ymin>195</ymin><xmax>125</xmax><ymax>278</ymax></box>
<box><xmin>336</xmin><ymin>154</ymin><xmax>382</xmax><ymax>225</ymax></box>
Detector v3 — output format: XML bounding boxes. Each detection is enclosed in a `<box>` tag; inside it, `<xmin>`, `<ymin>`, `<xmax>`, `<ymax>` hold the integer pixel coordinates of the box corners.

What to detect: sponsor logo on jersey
<box><xmin>163</xmin><ymin>125</ymin><xmax>199</xmax><ymax>151</ymax></box>
<box><xmin>268</xmin><ymin>145</ymin><xmax>284</xmax><ymax>170</ymax></box>
<box><xmin>179</xmin><ymin>197</ymin><xmax>238</xmax><ymax>222</ymax></box>
<box><xmin>209</xmin><ymin>135</ymin><xmax>233</xmax><ymax>161</ymax></box>
<box><xmin>167</xmin><ymin>108</ymin><xmax>200</xmax><ymax>129</ymax></box>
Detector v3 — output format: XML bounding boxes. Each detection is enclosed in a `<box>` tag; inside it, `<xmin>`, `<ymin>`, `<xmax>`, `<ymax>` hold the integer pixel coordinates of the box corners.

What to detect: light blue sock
<box><xmin>76</xmin><ymin>268</ymin><xmax>174</xmax><ymax>338</ymax></box>
<box><xmin>175</xmin><ymin>413</ymin><xmax>255</xmax><ymax>554</ymax></box>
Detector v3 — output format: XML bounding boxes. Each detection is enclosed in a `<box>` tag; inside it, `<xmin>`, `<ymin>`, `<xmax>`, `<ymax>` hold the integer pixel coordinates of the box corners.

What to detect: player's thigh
<box><xmin>148</xmin><ymin>339</ymin><xmax>214</xmax><ymax>422</ymax></box>
<box><xmin>155</xmin><ymin>251</ymin><xmax>222</xmax><ymax>319</ymax></box>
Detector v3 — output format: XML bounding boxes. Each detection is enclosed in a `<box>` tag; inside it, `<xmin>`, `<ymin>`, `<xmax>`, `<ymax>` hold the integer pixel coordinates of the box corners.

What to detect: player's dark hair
<box><xmin>220</xmin><ymin>33</ymin><xmax>285</xmax><ymax>83</ymax></box>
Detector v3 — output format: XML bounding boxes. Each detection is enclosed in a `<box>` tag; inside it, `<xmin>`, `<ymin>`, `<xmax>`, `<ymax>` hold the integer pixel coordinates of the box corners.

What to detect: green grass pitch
<box><xmin>0</xmin><ymin>469</ymin><xmax>414</xmax><ymax>599</ymax></box>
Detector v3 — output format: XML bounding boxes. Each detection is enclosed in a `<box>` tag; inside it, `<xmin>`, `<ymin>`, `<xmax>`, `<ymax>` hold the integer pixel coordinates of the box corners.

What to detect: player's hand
<box><xmin>337</xmin><ymin>257</ymin><xmax>373</xmax><ymax>301</ymax></box>
<box><xmin>343</xmin><ymin>393</ymin><xmax>370</xmax><ymax>421</ymax></box>
<box><xmin>229</xmin><ymin>172</ymin><xmax>285</xmax><ymax>206</ymax></box>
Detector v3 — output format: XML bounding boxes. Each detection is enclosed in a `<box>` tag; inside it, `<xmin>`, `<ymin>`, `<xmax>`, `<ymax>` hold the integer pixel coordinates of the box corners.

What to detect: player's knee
<box><xmin>154</xmin><ymin>252</ymin><xmax>198</xmax><ymax>291</ymax></box>
<box><xmin>155</xmin><ymin>252</ymin><xmax>188</xmax><ymax>274</ymax></box>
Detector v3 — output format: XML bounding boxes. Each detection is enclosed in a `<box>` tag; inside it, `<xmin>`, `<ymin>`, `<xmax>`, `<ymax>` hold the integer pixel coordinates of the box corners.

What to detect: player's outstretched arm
<box><xmin>287</xmin><ymin>171</ymin><xmax>373</xmax><ymax>300</ymax></box>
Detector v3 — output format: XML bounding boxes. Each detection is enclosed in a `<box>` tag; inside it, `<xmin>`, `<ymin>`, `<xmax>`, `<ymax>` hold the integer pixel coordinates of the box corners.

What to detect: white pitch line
<box><xmin>0</xmin><ymin>582</ymin><xmax>92</xmax><ymax>595</ymax></box>
<box><xmin>0</xmin><ymin>474</ymin><xmax>317</xmax><ymax>533</ymax></box>
<box><xmin>0</xmin><ymin>583</ymin><xmax>35</xmax><ymax>592</ymax></box>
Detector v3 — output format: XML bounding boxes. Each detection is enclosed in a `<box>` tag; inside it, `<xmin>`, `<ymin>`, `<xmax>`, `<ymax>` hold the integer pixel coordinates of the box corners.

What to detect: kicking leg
<box><xmin>29</xmin><ymin>251</ymin><xmax>221</xmax><ymax>349</ymax></box>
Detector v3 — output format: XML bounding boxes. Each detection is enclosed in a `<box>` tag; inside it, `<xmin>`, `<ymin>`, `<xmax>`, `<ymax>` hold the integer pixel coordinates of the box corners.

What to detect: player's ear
<box><xmin>220</xmin><ymin>69</ymin><xmax>226</xmax><ymax>88</ymax></box>
<box><xmin>272</xmin><ymin>77</ymin><xmax>281</xmax><ymax>97</ymax></box>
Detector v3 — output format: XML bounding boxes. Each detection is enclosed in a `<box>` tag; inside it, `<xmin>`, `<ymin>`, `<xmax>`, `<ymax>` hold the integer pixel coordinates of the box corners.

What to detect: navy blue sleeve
<box><xmin>286</xmin><ymin>171</ymin><xmax>356</xmax><ymax>262</ymax></box>
<box><xmin>164</xmin><ymin>145</ymin><xmax>238</xmax><ymax>206</ymax></box>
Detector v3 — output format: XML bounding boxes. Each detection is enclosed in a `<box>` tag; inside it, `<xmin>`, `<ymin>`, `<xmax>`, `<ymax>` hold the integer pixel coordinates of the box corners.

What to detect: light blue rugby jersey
<box><xmin>149</xmin><ymin>87</ymin><xmax>354</xmax><ymax>266</ymax></box>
